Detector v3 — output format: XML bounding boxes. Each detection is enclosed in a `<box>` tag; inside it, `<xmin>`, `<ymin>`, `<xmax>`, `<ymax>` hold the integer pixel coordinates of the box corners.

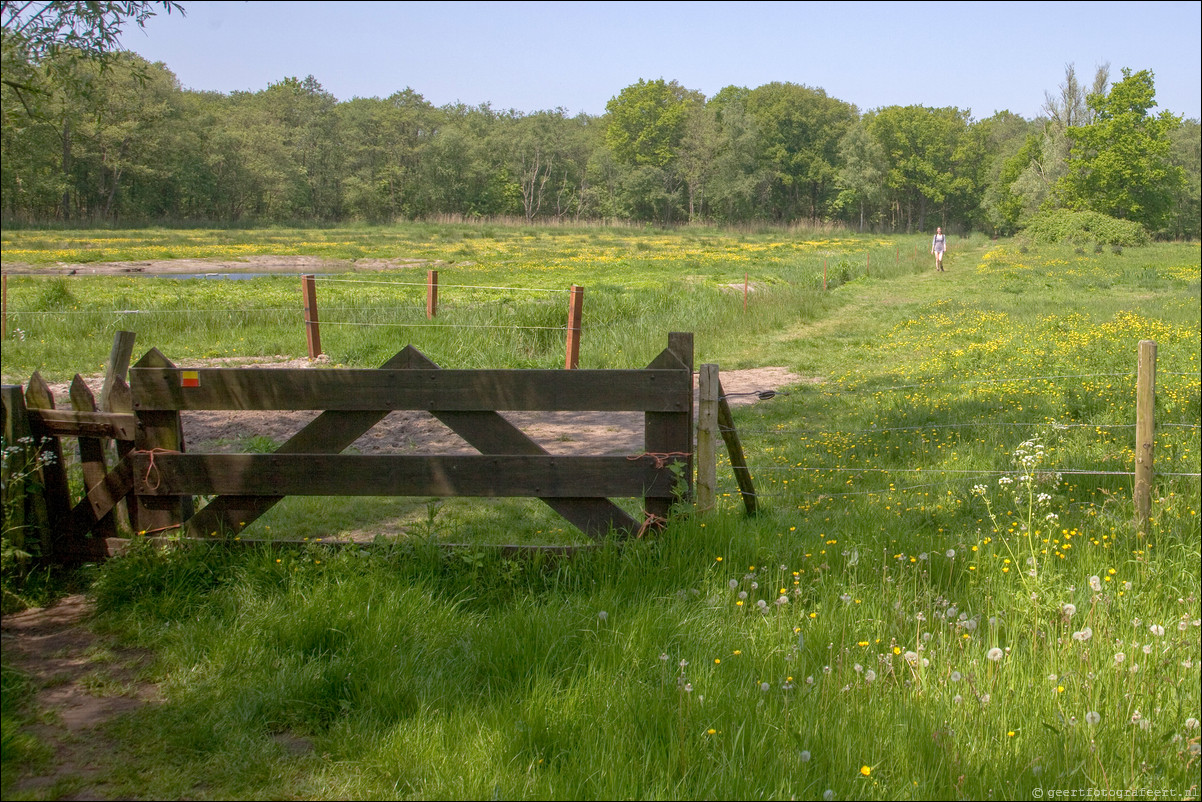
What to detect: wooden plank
<box><xmin>70</xmin><ymin>376</ymin><xmax>116</xmax><ymax>540</ymax></box>
<box><xmin>2</xmin><ymin>385</ymin><xmax>36</xmax><ymax>556</ymax></box>
<box><xmin>68</xmin><ymin>457</ymin><xmax>133</xmax><ymax>552</ymax></box>
<box><xmin>643</xmin><ymin>333</ymin><xmax>694</xmax><ymax>525</ymax></box>
<box><xmin>716</xmin><ymin>378</ymin><xmax>758</xmax><ymax>516</ymax></box>
<box><xmin>182</xmin><ymin>349</ymin><xmax>415</xmax><ymax>538</ymax></box>
<box><xmin>26</xmin><ymin>409</ymin><xmax>137</xmax><ymax>439</ymax></box>
<box><xmin>99</xmin><ymin>331</ymin><xmax>136</xmax><ymax>413</ymax></box>
<box><xmin>134</xmin><ymin>454</ymin><xmax>676</xmax><ymax>499</ymax></box>
<box><xmin>131</xmin><ymin>349</ymin><xmax>190</xmax><ymax>532</ymax></box>
<box><xmin>24</xmin><ymin>373</ymin><xmax>71</xmax><ymax>559</ymax></box>
<box><xmin>105</xmin><ymin>374</ymin><xmax>137</xmax><ymax>534</ymax></box>
<box><xmin>401</xmin><ymin>346</ymin><xmax>639</xmax><ymax>538</ymax></box>
<box><xmin>129</xmin><ymin>367</ymin><xmax>691</xmax><ymax>412</ymax></box>
<box><xmin>696</xmin><ymin>364</ymin><xmax>719</xmax><ymax>512</ymax></box>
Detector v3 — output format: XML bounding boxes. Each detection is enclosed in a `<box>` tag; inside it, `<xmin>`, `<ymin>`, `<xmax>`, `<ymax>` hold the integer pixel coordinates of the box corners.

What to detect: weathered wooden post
<box><xmin>302</xmin><ymin>274</ymin><xmax>322</xmax><ymax>359</ymax></box>
<box><xmin>2</xmin><ymin>385</ymin><xmax>39</xmax><ymax>556</ymax></box>
<box><xmin>131</xmin><ymin>349</ymin><xmax>189</xmax><ymax>535</ymax></box>
<box><xmin>70</xmin><ymin>376</ymin><xmax>117</xmax><ymax>540</ymax></box>
<box><xmin>565</xmin><ymin>284</ymin><xmax>584</xmax><ymax>370</ymax></box>
<box><xmin>99</xmin><ymin>330</ymin><xmax>136</xmax><ymax>414</ymax></box>
<box><xmin>696</xmin><ymin>364</ymin><xmax>719</xmax><ymax>513</ymax></box>
<box><xmin>427</xmin><ymin>269</ymin><xmax>438</xmax><ymax>319</ymax></box>
<box><xmin>23</xmin><ymin>374</ymin><xmax>71</xmax><ymax>558</ymax></box>
<box><xmin>1134</xmin><ymin>340</ymin><xmax>1156</xmax><ymax>533</ymax></box>
<box><xmin>644</xmin><ymin>332</ymin><xmax>693</xmax><ymax>523</ymax></box>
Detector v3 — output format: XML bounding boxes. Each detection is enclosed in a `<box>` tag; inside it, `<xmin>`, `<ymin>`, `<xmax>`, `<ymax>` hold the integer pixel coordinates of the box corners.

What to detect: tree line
<box><xmin>2</xmin><ymin>46</ymin><xmax>1198</xmax><ymax>237</ymax></box>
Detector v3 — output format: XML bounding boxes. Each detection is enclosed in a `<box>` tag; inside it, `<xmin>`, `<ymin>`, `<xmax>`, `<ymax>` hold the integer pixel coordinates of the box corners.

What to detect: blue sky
<box><xmin>119</xmin><ymin>1</ymin><xmax>1202</xmax><ymax>120</ymax></box>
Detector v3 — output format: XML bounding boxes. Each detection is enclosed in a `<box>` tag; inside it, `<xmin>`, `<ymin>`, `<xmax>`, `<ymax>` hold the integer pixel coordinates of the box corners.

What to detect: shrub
<box><xmin>1022</xmin><ymin>209</ymin><xmax>1149</xmax><ymax>247</ymax></box>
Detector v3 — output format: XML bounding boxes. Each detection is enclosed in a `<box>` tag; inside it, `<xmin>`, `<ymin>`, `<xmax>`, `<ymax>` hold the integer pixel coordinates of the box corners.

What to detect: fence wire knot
<box><xmin>636</xmin><ymin>512</ymin><xmax>668</xmax><ymax>538</ymax></box>
<box><xmin>628</xmin><ymin>451</ymin><xmax>691</xmax><ymax>469</ymax></box>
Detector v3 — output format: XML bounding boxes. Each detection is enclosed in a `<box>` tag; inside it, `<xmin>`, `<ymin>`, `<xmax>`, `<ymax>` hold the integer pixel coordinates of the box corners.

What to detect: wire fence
<box><xmin>709</xmin><ymin>370</ymin><xmax>1202</xmax><ymax>507</ymax></box>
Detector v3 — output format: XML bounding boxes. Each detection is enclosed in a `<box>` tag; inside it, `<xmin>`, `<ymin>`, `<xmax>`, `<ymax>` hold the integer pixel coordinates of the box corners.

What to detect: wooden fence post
<box><xmin>100</xmin><ymin>330</ymin><xmax>136</xmax><ymax>414</ymax></box>
<box><xmin>70</xmin><ymin>376</ymin><xmax>117</xmax><ymax>541</ymax></box>
<box><xmin>565</xmin><ymin>284</ymin><xmax>583</xmax><ymax>370</ymax></box>
<box><xmin>866</xmin><ymin>252</ymin><xmax>870</xmax><ymax>276</ymax></box>
<box><xmin>427</xmin><ymin>269</ymin><xmax>438</xmax><ymax>319</ymax></box>
<box><xmin>1134</xmin><ymin>339</ymin><xmax>1156</xmax><ymax>533</ymax></box>
<box><xmin>23</xmin><ymin>374</ymin><xmax>71</xmax><ymax>559</ymax></box>
<box><xmin>696</xmin><ymin>364</ymin><xmax>719</xmax><ymax>513</ymax></box>
<box><xmin>302</xmin><ymin>274</ymin><xmax>322</xmax><ymax>359</ymax></box>
<box><xmin>2</xmin><ymin>385</ymin><xmax>38</xmax><ymax>555</ymax></box>
<box><xmin>132</xmin><ymin>348</ymin><xmax>189</xmax><ymax>535</ymax></box>
<box><xmin>644</xmin><ymin>332</ymin><xmax>694</xmax><ymax>523</ymax></box>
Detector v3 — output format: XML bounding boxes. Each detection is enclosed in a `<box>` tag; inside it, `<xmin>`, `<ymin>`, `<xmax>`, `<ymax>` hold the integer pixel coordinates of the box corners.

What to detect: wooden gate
<box><xmin>123</xmin><ymin>332</ymin><xmax>694</xmax><ymax>542</ymax></box>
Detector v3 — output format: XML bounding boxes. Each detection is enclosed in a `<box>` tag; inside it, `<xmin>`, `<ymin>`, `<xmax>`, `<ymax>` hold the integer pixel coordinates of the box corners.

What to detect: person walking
<box><xmin>931</xmin><ymin>227</ymin><xmax>947</xmax><ymax>272</ymax></box>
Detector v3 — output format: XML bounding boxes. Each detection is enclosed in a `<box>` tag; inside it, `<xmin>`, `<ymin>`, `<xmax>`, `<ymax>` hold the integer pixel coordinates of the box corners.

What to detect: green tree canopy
<box><xmin>1059</xmin><ymin>68</ymin><xmax>1184</xmax><ymax>229</ymax></box>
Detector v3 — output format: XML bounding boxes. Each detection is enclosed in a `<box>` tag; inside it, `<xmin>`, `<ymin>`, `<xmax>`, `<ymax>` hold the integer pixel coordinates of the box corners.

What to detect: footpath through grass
<box><xmin>1</xmin><ymin>226</ymin><xmax>1199</xmax><ymax>800</ymax></box>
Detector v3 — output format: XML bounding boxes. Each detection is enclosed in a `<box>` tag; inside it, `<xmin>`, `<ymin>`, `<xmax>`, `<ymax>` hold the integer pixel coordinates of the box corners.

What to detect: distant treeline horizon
<box><xmin>2</xmin><ymin>51</ymin><xmax>1198</xmax><ymax>238</ymax></box>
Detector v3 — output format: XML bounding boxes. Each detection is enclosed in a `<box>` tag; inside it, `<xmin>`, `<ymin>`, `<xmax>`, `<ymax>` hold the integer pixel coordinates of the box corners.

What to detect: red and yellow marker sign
<box><xmin>181</xmin><ymin>370</ymin><xmax>200</xmax><ymax>388</ymax></box>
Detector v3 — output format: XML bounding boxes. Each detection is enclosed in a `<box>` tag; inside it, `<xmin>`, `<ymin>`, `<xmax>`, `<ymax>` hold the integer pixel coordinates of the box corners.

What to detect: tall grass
<box><xmin>1</xmin><ymin>227</ymin><xmax>1199</xmax><ymax>799</ymax></box>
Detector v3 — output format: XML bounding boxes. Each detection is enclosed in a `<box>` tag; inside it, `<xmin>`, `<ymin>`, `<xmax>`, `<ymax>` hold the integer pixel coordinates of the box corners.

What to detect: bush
<box><xmin>1022</xmin><ymin>209</ymin><xmax>1149</xmax><ymax>247</ymax></box>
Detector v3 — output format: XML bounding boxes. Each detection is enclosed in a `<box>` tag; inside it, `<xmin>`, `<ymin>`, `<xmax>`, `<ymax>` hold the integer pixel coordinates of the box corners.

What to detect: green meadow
<box><xmin>1</xmin><ymin>225</ymin><xmax>1199</xmax><ymax>800</ymax></box>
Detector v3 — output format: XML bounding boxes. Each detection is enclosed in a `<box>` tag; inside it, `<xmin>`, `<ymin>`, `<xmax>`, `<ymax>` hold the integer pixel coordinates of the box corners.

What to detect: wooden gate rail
<box><xmin>127</xmin><ymin>332</ymin><xmax>694</xmax><ymax>541</ymax></box>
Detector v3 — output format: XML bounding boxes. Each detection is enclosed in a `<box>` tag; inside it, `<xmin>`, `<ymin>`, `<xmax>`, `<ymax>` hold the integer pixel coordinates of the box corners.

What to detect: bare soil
<box><xmin>1</xmin><ymin>595</ymin><xmax>160</xmax><ymax>799</ymax></box>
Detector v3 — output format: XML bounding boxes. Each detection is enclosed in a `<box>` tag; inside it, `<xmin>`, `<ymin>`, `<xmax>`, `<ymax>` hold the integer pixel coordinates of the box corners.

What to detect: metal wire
<box><xmin>313</xmin><ymin>277</ymin><xmax>566</xmax><ymax>293</ymax></box>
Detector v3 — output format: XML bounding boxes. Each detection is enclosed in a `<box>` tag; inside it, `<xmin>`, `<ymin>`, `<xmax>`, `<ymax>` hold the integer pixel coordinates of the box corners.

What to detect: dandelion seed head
<box><xmin>987</xmin><ymin>647</ymin><xmax>1004</xmax><ymax>662</ymax></box>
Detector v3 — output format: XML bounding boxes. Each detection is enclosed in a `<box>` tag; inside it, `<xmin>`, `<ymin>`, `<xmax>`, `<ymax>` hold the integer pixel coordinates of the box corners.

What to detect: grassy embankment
<box><xmin>1</xmin><ymin>225</ymin><xmax>1199</xmax><ymax>800</ymax></box>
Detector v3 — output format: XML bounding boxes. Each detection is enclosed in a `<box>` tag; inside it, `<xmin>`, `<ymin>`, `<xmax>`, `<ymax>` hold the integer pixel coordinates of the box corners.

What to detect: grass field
<box><xmin>2</xmin><ymin>224</ymin><xmax>1200</xmax><ymax>800</ymax></box>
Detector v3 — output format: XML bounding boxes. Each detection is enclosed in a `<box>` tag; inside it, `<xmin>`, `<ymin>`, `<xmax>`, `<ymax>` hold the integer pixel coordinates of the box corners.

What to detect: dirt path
<box><xmin>1</xmin><ymin>595</ymin><xmax>159</xmax><ymax>799</ymax></box>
